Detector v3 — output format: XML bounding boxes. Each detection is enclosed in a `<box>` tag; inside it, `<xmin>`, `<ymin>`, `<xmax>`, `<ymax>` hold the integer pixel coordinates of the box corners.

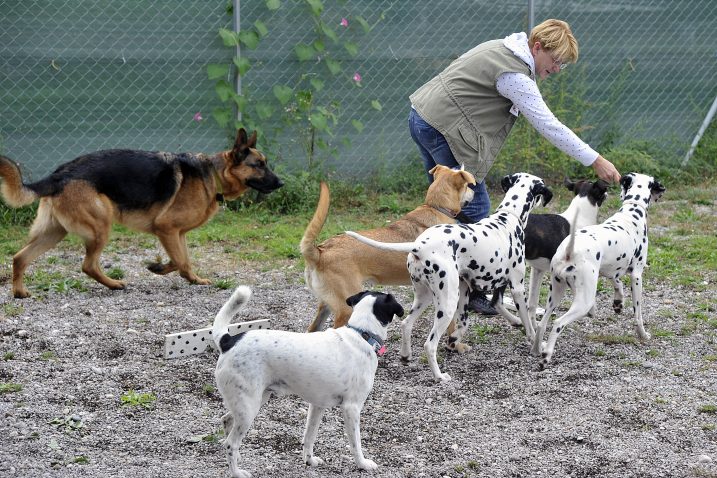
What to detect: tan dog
<box><xmin>301</xmin><ymin>165</ymin><xmax>476</xmax><ymax>331</ymax></box>
<box><xmin>0</xmin><ymin>128</ymin><xmax>282</xmax><ymax>298</ymax></box>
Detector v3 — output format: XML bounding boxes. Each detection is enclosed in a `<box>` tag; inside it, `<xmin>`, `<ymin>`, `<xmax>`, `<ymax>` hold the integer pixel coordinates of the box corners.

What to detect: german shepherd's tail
<box><xmin>212</xmin><ymin>285</ymin><xmax>252</xmax><ymax>353</ymax></box>
<box><xmin>300</xmin><ymin>181</ymin><xmax>331</xmax><ymax>267</ymax></box>
<box><xmin>0</xmin><ymin>155</ymin><xmax>38</xmax><ymax>207</ymax></box>
<box><xmin>344</xmin><ymin>231</ymin><xmax>416</xmax><ymax>253</ymax></box>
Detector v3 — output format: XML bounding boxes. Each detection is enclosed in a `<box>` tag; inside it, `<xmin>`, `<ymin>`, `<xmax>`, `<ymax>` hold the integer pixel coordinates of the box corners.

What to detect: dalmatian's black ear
<box><xmin>649</xmin><ymin>179</ymin><xmax>666</xmax><ymax>203</ymax></box>
<box><xmin>619</xmin><ymin>173</ymin><xmax>635</xmax><ymax>199</ymax></box>
<box><xmin>536</xmin><ymin>184</ymin><xmax>553</xmax><ymax>206</ymax></box>
<box><xmin>346</xmin><ymin>291</ymin><xmax>371</xmax><ymax>307</ymax></box>
<box><xmin>501</xmin><ymin>174</ymin><xmax>517</xmax><ymax>192</ymax></box>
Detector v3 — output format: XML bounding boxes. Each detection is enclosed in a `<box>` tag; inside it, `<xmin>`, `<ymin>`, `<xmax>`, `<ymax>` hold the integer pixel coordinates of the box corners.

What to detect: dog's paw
<box><xmin>435</xmin><ymin>372</ymin><xmax>451</xmax><ymax>382</ymax></box>
<box><xmin>399</xmin><ymin>355</ymin><xmax>411</xmax><ymax>364</ymax></box>
<box><xmin>638</xmin><ymin>330</ymin><xmax>651</xmax><ymax>341</ymax></box>
<box><xmin>452</xmin><ymin>342</ymin><xmax>472</xmax><ymax>354</ymax></box>
<box><xmin>305</xmin><ymin>455</ymin><xmax>324</xmax><ymax>467</ymax></box>
<box><xmin>612</xmin><ymin>300</ymin><xmax>623</xmax><ymax>314</ymax></box>
<box><xmin>108</xmin><ymin>280</ymin><xmax>126</xmax><ymax>290</ymax></box>
<box><xmin>12</xmin><ymin>287</ymin><xmax>30</xmax><ymax>299</ymax></box>
<box><xmin>233</xmin><ymin>470</ymin><xmax>252</xmax><ymax>478</ymax></box>
<box><xmin>357</xmin><ymin>458</ymin><xmax>378</xmax><ymax>471</ymax></box>
<box><xmin>192</xmin><ymin>277</ymin><xmax>212</xmax><ymax>285</ymax></box>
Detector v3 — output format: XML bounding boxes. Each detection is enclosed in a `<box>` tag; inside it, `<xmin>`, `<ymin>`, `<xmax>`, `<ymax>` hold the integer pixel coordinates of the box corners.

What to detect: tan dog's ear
<box><xmin>247</xmin><ymin>130</ymin><xmax>257</xmax><ymax>148</ymax></box>
<box><xmin>428</xmin><ymin>165</ymin><xmax>446</xmax><ymax>178</ymax></box>
<box><xmin>460</xmin><ymin>170</ymin><xmax>476</xmax><ymax>186</ymax></box>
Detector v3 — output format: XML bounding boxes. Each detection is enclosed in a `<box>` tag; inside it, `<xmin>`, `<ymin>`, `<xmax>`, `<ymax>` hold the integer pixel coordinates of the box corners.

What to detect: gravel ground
<box><xmin>1</xmin><ymin>241</ymin><xmax>716</xmax><ymax>478</ymax></box>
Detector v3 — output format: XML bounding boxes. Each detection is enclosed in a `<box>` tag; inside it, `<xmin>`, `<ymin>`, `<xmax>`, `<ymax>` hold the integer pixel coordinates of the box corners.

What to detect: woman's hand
<box><xmin>591</xmin><ymin>155</ymin><xmax>621</xmax><ymax>183</ymax></box>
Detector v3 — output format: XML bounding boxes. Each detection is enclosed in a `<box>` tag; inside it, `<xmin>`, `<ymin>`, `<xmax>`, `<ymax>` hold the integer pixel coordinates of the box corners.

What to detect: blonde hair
<box><xmin>529</xmin><ymin>19</ymin><xmax>579</xmax><ymax>63</ymax></box>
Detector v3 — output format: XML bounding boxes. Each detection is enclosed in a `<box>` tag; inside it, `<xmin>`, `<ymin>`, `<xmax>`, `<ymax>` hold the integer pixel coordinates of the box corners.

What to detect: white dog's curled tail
<box><xmin>564</xmin><ymin>208</ymin><xmax>580</xmax><ymax>262</ymax></box>
<box><xmin>212</xmin><ymin>286</ymin><xmax>252</xmax><ymax>352</ymax></box>
<box><xmin>345</xmin><ymin>231</ymin><xmax>416</xmax><ymax>253</ymax></box>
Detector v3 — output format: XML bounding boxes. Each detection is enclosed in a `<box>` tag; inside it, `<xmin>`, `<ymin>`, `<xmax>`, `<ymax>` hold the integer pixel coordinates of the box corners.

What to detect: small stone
<box><xmin>698</xmin><ymin>455</ymin><xmax>712</xmax><ymax>464</ymax></box>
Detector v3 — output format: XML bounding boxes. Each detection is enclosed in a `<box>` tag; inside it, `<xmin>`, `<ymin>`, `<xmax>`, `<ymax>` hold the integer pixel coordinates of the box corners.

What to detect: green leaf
<box><xmin>321</xmin><ymin>23</ymin><xmax>338</xmax><ymax>43</ymax></box>
<box><xmin>324</xmin><ymin>58</ymin><xmax>342</xmax><ymax>75</ymax></box>
<box><xmin>265</xmin><ymin>0</ymin><xmax>281</xmax><ymax>10</ymax></box>
<box><xmin>371</xmin><ymin>99</ymin><xmax>383</xmax><ymax>111</ymax></box>
<box><xmin>215</xmin><ymin>80</ymin><xmax>233</xmax><ymax>102</ymax></box>
<box><xmin>294</xmin><ymin>43</ymin><xmax>316</xmax><ymax>61</ymax></box>
<box><xmin>313</xmin><ymin>39</ymin><xmax>325</xmax><ymax>53</ymax></box>
<box><xmin>355</xmin><ymin>15</ymin><xmax>371</xmax><ymax>33</ymax></box>
<box><xmin>305</xmin><ymin>0</ymin><xmax>323</xmax><ymax>16</ymax></box>
<box><xmin>343</xmin><ymin>41</ymin><xmax>358</xmax><ymax>57</ymax></box>
<box><xmin>351</xmin><ymin>119</ymin><xmax>364</xmax><ymax>133</ymax></box>
<box><xmin>296</xmin><ymin>90</ymin><xmax>313</xmax><ymax>111</ymax></box>
<box><xmin>231</xmin><ymin>93</ymin><xmax>247</xmax><ymax>112</ymax></box>
<box><xmin>273</xmin><ymin>85</ymin><xmax>293</xmax><ymax>105</ymax></box>
<box><xmin>207</xmin><ymin>63</ymin><xmax>229</xmax><ymax>80</ymax></box>
<box><xmin>219</xmin><ymin>28</ymin><xmax>238</xmax><ymax>47</ymax></box>
<box><xmin>309</xmin><ymin>112</ymin><xmax>329</xmax><ymax>132</ymax></box>
<box><xmin>233</xmin><ymin>56</ymin><xmax>251</xmax><ymax>76</ymax></box>
<box><xmin>254</xmin><ymin>20</ymin><xmax>269</xmax><ymax>38</ymax></box>
<box><xmin>310</xmin><ymin>78</ymin><xmax>324</xmax><ymax>92</ymax></box>
<box><xmin>212</xmin><ymin>107</ymin><xmax>232</xmax><ymax>128</ymax></box>
<box><xmin>255</xmin><ymin>102</ymin><xmax>274</xmax><ymax>120</ymax></box>
<box><xmin>238</xmin><ymin>30</ymin><xmax>260</xmax><ymax>49</ymax></box>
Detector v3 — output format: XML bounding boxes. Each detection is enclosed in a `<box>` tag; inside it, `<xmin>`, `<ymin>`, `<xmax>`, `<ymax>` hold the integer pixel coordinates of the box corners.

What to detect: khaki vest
<box><xmin>410</xmin><ymin>39</ymin><xmax>533</xmax><ymax>180</ymax></box>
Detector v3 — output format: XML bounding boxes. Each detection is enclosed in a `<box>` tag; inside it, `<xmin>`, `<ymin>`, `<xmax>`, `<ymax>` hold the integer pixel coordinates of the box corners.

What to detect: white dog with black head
<box><xmin>213</xmin><ymin>286</ymin><xmax>404</xmax><ymax>477</ymax></box>
<box><xmin>347</xmin><ymin>173</ymin><xmax>552</xmax><ymax>381</ymax></box>
<box><xmin>533</xmin><ymin>172</ymin><xmax>666</xmax><ymax>367</ymax></box>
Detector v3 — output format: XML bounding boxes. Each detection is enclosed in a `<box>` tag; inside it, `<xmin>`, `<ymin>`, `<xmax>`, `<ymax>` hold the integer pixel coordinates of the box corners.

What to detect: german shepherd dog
<box><xmin>0</xmin><ymin>128</ymin><xmax>283</xmax><ymax>298</ymax></box>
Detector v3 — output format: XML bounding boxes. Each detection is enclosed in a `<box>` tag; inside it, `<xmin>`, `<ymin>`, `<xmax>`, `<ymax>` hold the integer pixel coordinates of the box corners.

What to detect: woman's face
<box><xmin>531</xmin><ymin>41</ymin><xmax>565</xmax><ymax>80</ymax></box>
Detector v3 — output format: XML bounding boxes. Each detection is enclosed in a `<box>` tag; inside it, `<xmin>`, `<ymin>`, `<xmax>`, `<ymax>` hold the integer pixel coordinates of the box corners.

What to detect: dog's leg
<box><xmin>400</xmin><ymin>281</ymin><xmax>431</xmax><ymax>362</ymax></box>
<box><xmin>342</xmin><ymin>403</ymin><xmax>377</xmax><ymax>470</ymax></box>
<box><xmin>153</xmin><ymin>230</ymin><xmax>211</xmax><ymax>285</ymax></box>
<box><xmin>445</xmin><ymin>284</ymin><xmax>472</xmax><ymax>354</ymax></box>
<box><xmin>610</xmin><ymin>276</ymin><xmax>625</xmax><ymax>314</ymax></box>
<box><xmin>80</xmin><ymin>226</ymin><xmax>127</xmax><ymax>290</ymax></box>
<box><xmin>223</xmin><ymin>395</ymin><xmax>261</xmax><ymax>478</ymax></box>
<box><xmin>508</xmin><ymin>276</ymin><xmax>534</xmax><ymax>342</ymax></box>
<box><xmin>630</xmin><ymin>270</ymin><xmax>651</xmax><ymax>341</ymax></box>
<box><xmin>532</xmin><ymin>278</ymin><xmax>568</xmax><ymax>357</ymax></box>
<box><xmin>425</xmin><ymin>288</ymin><xmax>459</xmax><ymax>382</ymax></box>
<box><xmin>302</xmin><ymin>404</ymin><xmax>326</xmax><ymax>467</ymax></box>
<box><xmin>12</xmin><ymin>205</ymin><xmax>68</xmax><ymax>298</ymax></box>
<box><xmin>540</xmin><ymin>275</ymin><xmax>596</xmax><ymax>368</ymax></box>
<box><xmin>527</xmin><ymin>266</ymin><xmax>546</xmax><ymax>326</ymax></box>
<box><xmin>306</xmin><ymin>302</ymin><xmax>332</xmax><ymax>332</ymax></box>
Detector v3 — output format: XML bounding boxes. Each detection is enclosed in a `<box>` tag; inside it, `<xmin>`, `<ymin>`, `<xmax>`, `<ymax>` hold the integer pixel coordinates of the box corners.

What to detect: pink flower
<box><xmin>193</xmin><ymin>112</ymin><xmax>203</xmax><ymax>122</ymax></box>
<box><xmin>340</xmin><ymin>17</ymin><xmax>348</xmax><ymax>27</ymax></box>
<box><xmin>352</xmin><ymin>72</ymin><xmax>362</xmax><ymax>83</ymax></box>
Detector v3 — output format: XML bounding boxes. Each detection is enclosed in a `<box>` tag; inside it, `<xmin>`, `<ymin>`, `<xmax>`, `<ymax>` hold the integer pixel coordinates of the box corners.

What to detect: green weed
<box><xmin>0</xmin><ymin>382</ymin><xmax>23</xmax><ymax>394</ymax></box>
<box><xmin>698</xmin><ymin>405</ymin><xmax>717</xmax><ymax>414</ymax></box>
<box><xmin>2</xmin><ymin>303</ymin><xmax>24</xmax><ymax>317</ymax></box>
<box><xmin>120</xmin><ymin>390</ymin><xmax>157</xmax><ymax>409</ymax></box>
<box><xmin>587</xmin><ymin>334</ymin><xmax>638</xmax><ymax>345</ymax></box>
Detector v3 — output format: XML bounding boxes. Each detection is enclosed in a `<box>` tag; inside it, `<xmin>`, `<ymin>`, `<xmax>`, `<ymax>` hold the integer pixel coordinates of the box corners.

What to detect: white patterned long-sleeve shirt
<box><xmin>498</xmin><ymin>32</ymin><xmax>598</xmax><ymax>166</ymax></box>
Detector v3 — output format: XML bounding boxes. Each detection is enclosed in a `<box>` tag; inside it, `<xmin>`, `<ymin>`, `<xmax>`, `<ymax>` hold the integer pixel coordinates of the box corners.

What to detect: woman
<box><xmin>408</xmin><ymin>19</ymin><xmax>620</xmax><ymax>315</ymax></box>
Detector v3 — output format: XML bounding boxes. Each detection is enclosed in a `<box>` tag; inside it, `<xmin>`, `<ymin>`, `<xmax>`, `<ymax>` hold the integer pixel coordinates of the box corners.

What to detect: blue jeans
<box><xmin>408</xmin><ymin>108</ymin><xmax>490</xmax><ymax>222</ymax></box>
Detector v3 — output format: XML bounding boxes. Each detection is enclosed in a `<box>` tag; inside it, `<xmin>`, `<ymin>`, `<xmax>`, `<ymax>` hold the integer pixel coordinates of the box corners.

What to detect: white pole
<box><xmin>233</xmin><ymin>0</ymin><xmax>242</xmax><ymax>122</ymax></box>
<box><xmin>682</xmin><ymin>94</ymin><xmax>717</xmax><ymax>167</ymax></box>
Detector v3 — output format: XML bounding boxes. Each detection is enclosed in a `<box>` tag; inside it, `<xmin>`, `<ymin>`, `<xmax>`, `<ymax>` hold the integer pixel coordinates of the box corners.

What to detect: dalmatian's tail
<box><xmin>345</xmin><ymin>231</ymin><xmax>416</xmax><ymax>253</ymax></box>
<box><xmin>212</xmin><ymin>286</ymin><xmax>252</xmax><ymax>353</ymax></box>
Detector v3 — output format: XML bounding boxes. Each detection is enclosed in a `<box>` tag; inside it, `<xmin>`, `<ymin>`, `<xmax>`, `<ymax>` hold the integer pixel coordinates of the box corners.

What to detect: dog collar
<box><xmin>346</xmin><ymin>325</ymin><xmax>387</xmax><ymax>356</ymax></box>
<box><xmin>431</xmin><ymin>205</ymin><xmax>474</xmax><ymax>224</ymax></box>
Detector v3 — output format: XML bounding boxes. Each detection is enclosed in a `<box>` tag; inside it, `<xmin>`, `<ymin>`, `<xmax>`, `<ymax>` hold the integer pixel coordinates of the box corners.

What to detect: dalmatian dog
<box><xmin>213</xmin><ymin>286</ymin><xmax>404</xmax><ymax>477</ymax></box>
<box><xmin>532</xmin><ymin>172</ymin><xmax>666</xmax><ymax>367</ymax></box>
<box><xmin>346</xmin><ymin>173</ymin><xmax>552</xmax><ymax>381</ymax></box>
<box><xmin>524</xmin><ymin>178</ymin><xmax>609</xmax><ymax>322</ymax></box>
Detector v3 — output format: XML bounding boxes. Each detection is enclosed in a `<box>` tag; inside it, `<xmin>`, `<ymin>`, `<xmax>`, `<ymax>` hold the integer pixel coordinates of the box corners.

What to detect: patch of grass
<box><xmin>698</xmin><ymin>405</ymin><xmax>717</xmax><ymax>414</ymax></box>
<box><xmin>202</xmin><ymin>384</ymin><xmax>216</xmax><ymax>396</ymax></box>
<box><xmin>107</xmin><ymin>267</ymin><xmax>125</xmax><ymax>280</ymax></box>
<box><xmin>704</xmin><ymin>355</ymin><xmax>717</xmax><ymax>363</ymax></box>
<box><xmin>468</xmin><ymin>323</ymin><xmax>500</xmax><ymax>345</ymax></box>
<box><xmin>3</xmin><ymin>352</ymin><xmax>15</xmax><ymax>360</ymax></box>
<box><xmin>594</xmin><ymin>348</ymin><xmax>606</xmax><ymax>357</ymax></box>
<box><xmin>646</xmin><ymin>349</ymin><xmax>660</xmax><ymax>358</ymax></box>
<box><xmin>71</xmin><ymin>456</ymin><xmax>89</xmax><ymax>465</ymax></box>
<box><xmin>0</xmin><ymin>382</ymin><xmax>23</xmax><ymax>394</ymax></box>
<box><xmin>27</xmin><ymin>270</ymin><xmax>87</xmax><ymax>294</ymax></box>
<box><xmin>652</xmin><ymin>329</ymin><xmax>675</xmax><ymax>338</ymax></box>
<box><xmin>214</xmin><ymin>278</ymin><xmax>236</xmax><ymax>290</ymax></box>
<box><xmin>587</xmin><ymin>333</ymin><xmax>638</xmax><ymax>345</ymax></box>
<box><xmin>39</xmin><ymin>351</ymin><xmax>58</xmax><ymax>361</ymax></box>
<box><xmin>120</xmin><ymin>390</ymin><xmax>157</xmax><ymax>409</ymax></box>
<box><xmin>654</xmin><ymin>396</ymin><xmax>669</xmax><ymax>404</ymax></box>
<box><xmin>702</xmin><ymin>424</ymin><xmax>716</xmax><ymax>431</ymax></box>
<box><xmin>2</xmin><ymin>303</ymin><xmax>24</xmax><ymax>317</ymax></box>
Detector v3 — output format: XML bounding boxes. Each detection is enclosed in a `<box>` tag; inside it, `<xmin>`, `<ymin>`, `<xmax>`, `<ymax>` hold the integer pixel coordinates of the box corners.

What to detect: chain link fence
<box><xmin>1</xmin><ymin>0</ymin><xmax>716</xmax><ymax>180</ymax></box>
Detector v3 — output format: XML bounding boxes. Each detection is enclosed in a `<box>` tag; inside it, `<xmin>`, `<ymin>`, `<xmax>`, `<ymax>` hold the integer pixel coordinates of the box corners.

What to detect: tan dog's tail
<box><xmin>345</xmin><ymin>231</ymin><xmax>416</xmax><ymax>253</ymax></box>
<box><xmin>0</xmin><ymin>155</ymin><xmax>38</xmax><ymax>207</ymax></box>
<box><xmin>212</xmin><ymin>285</ymin><xmax>252</xmax><ymax>353</ymax></box>
<box><xmin>300</xmin><ymin>181</ymin><xmax>330</xmax><ymax>267</ymax></box>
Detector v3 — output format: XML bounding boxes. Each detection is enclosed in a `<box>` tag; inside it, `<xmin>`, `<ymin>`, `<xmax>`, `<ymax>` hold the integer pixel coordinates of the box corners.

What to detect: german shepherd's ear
<box><xmin>234</xmin><ymin>128</ymin><xmax>249</xmax><ymax>152</ymax></box>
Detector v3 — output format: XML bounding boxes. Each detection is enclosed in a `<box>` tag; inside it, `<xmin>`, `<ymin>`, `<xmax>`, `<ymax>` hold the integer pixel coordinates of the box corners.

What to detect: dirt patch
<box><xmin>1</xmin><ymin>242</ymin><xmax>716</xmax><ymax>478</ymax></box>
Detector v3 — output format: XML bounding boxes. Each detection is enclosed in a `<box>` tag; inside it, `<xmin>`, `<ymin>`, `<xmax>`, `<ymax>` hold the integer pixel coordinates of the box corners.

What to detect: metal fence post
<box><xmin>233</xmin><ymin>0</ymin><xmax>242</xmax><ymax>122</ymax></box>
<box><xmin>528</xmin><ymin>0</ymin><xmax>535</xmax><ymax>32</ymax></box>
